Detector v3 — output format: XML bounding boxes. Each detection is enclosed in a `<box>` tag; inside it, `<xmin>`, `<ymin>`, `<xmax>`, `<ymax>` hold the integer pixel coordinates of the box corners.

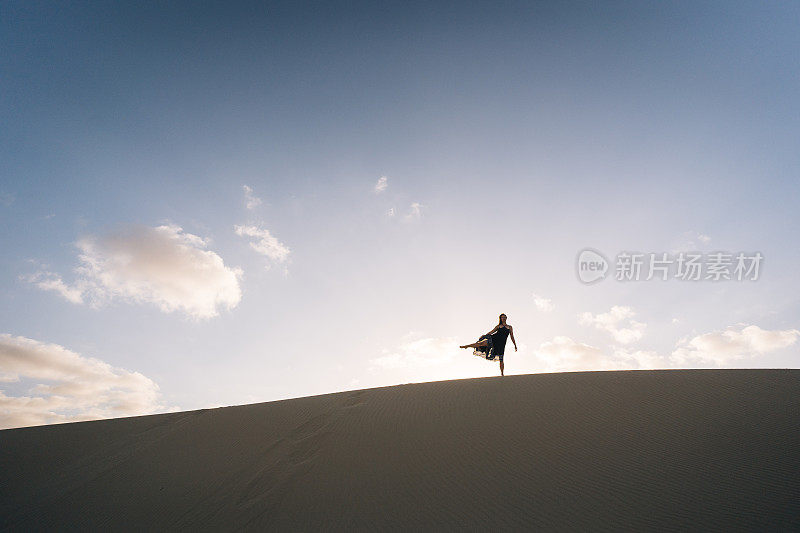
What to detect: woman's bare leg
<box><xmin>499</xmin><ymin>360</ymin><xmax>504</xmax><ymax>376</ymax></box>
<box><xmin>460</xmin><ymin>339</ymin><xmax>488</xmax><ymax>349</ymax></box>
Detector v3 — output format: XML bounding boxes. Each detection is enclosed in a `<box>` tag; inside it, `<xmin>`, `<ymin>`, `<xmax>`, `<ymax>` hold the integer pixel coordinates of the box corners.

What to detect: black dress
<box><xmin>473</xmin><ymin>325</ymin><xmax>510</xmax><ymax>361</ymax></box>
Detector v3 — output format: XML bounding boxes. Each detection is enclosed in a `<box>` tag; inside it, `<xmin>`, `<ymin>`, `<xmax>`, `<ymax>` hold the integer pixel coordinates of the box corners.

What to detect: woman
<box><xmin>460</xmin><ymin>313</ymin><xmax>517</xmax><ymax>376</ymax></box>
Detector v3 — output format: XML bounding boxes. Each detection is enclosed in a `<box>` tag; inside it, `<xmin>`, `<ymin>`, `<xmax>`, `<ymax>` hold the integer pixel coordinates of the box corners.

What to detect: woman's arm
<box><xmin>485</xmin><ymin>325</ymin><xmax>500</xmax><ymax>336</ymax></box>
<box><xmin>509</xmin><ymin>326</ymin><xmax>517</xmax><ymax>351</ymax></box>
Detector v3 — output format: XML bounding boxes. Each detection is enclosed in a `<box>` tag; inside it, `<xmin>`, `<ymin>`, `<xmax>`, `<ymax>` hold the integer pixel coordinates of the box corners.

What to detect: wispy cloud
<box><xmin>374</xmin><ymin>176</ymin><xmax>388</xmax><ymax>193</ymax></box>
<box><xmin>367</xmin><ymin>333</ymin><xmax>497</xmax><ymax>385</ymax></box>
<box><xmin>531</xmin><ymin>336</ymin><xmax>625</xmax><ymax>372</ymax></box>
<box><xmin>370</xmin><ymin>335</ymin><xmax>460</xmax><ymax>370</ymax></box>
<box><xmin>243</xmin><ymin>185</ymin><xmax>262</xmax><ymax>210</ymax></box>
<box><xmin>579</xmin><ymin>306</ymin><xmax>646</xmax><ymax>344</ymax></box>
<box><xmin>26</xmin><ymin>225</ymin><xmax>243</xmax><ymax>319</ymax></box>
<box><xmin>234</xmin><ymin>224</ymin><xmax>291</xmax><ymax>267</ymax></box>
<box><xmin>532</xmin><ymin>292</ymin><xmax>554</xmax><ymax>312</ymax></box>
<box><xmin>0</xmin><ymin>334</ymin><xmax>169</xmax><ymax>429</ymax></box>
<box><xmin>384</xmin><ymin>203</ymin><xmax>422</xmax><ymax>221</ymax></box>
<box><xmin>404</xmin><ymin>202</ymin><xmax>422</xmax><ymax>221</ymax></box>
<box><xmin>23</xmin><ymin>270</ymin><xmax>84</xmax><ymax>304</ymax></box>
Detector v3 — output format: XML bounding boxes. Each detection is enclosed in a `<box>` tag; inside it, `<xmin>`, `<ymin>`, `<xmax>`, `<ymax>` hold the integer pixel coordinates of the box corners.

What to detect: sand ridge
<box><xmin>1</xmin><ymin>369</ymin><xmax>798</xmax><ymax>531</ymax></box>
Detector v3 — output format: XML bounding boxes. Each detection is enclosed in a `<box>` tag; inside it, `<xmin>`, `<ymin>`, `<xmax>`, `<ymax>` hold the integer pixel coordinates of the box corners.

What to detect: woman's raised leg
<box><xmin>460</xmin><ymin>339</ymin><xmax>489</xmax><ymax>349</ymax></box>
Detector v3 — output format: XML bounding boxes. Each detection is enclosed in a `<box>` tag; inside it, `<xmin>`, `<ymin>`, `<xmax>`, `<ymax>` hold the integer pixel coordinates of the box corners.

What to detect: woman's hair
<box><xmin>498</xmin><ymin>313</ymin><xmax>507</xmax><ymax>325</ymax></box>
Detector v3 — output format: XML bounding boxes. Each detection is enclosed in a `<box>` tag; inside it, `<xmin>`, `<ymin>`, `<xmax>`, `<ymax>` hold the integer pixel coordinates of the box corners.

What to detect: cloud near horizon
<box><xmin>368</xmin><ymin>334</ymin><xmax>492</xmax><ymax>385</ymax></box>
<box><xmin>527</xmin><ymin>323</ymin><xmax>798</xmax><ymax>373</ymax></box>
<box><xmin>0</xmin><ymin>334</ymin><xmax>168</xmax><ymax>429</ymax></box>
<box><xmin>27</xmin><ymin>225</ymin><xmax>243</xmax><ymax>319</ymax></box>
<box><xmin>672</xmin><ymin>324</ymin><xmax>800</xmax><ymax>366</ymax></box>
<box><xmin>376</xmin><ymin>320</ymin><xmax>800</xmax><ymax>380</ymax></box>
<box><xmin>371</xmin><ymin>335</ymin><xmax>460</xmax><ymax>370</ymax></box>
<box><xmin>527</xmin><ymin>337</ymin><xmax>663</xmax><ymax>373</ymax></box>
<box><xmin>531</xmin><ymin>336</ymin><xmax>613</xmax><ymax>371</ymax></box>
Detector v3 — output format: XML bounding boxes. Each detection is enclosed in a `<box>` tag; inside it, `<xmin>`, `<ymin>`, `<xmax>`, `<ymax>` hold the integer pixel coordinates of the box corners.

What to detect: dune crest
<box><xmin>2</xmin><ymin>369</ymin><xmax>799</xmax><ymax>530</ymax></box>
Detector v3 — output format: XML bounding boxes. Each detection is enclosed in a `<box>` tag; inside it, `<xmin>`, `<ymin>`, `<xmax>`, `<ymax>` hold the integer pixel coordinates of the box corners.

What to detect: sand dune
<box><xmin>1</xmin><ymin>369</ymin><xmax>798</xmax><ymax>531</ymax></box>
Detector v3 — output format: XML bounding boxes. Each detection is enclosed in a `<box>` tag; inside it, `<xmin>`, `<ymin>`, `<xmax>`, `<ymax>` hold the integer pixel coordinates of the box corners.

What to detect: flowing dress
<box><xmin>473</xmin><ymin>325</ymin><xmax>510</xmax><ymax>361</ymax></box>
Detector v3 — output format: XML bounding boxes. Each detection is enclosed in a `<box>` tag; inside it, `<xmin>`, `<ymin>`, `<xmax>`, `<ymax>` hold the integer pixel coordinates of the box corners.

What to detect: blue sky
<box><xmin>2</xmin><ymin>1</ymin><xmax>799</xmax><ymax>428</ymax></box>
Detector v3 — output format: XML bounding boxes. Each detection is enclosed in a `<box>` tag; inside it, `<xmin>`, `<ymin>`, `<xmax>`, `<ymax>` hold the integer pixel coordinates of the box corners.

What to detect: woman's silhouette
<box><xmin>460</xmin><ymin>313</ymin><xmax>517</xmax><ymax>376</ymax></box>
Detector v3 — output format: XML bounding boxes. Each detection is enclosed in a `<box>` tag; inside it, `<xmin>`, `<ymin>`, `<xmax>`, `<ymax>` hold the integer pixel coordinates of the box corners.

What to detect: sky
<box><xmin>1</xmin><ymin>1</ymin><xmax>799</xmax><ymax>429</ymax></box>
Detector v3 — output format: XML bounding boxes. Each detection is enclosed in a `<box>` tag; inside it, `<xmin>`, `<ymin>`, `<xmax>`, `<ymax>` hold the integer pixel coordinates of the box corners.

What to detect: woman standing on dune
<box><xmin>459</xmin><ymin>313</ymin><xmax>517</xmax><ymax>376</ymax></box>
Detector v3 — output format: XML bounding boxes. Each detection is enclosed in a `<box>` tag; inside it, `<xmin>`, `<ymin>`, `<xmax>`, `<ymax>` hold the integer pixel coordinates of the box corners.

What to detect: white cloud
<box><xmin>0</xmin><ymin>334</ymin><xmax>169</xmax><ymax>429</ymax></box>
<box><xmin>367</xmin><ymin>333</ymin><xmax>497</xmax><ymax>385</ymax></box>
<box><xmin>383</xmin><ymin>203</ymin><xmax>421</xmax><ymax>222</ymax></box>
<box><xmin>234</xmin><ymin>224</ymin><xmax>291</xmax><ymax>267</ymax></box>
<box><xmin>23</xmin><ymin>270</ymin><xmax>84</xmax><ymax>304</ymax></box>
<box><xmin>610</xmin><ymin>347</ymin><xmax>669</xmax><ymax>370</ymax></box>
<box><xmin>527</xmin><ymin>340</ymin><xmax>658</xmax><ymax>374</ymax></box>
<box><xmin>531</xmin><ymin>336</ymin><xmax>621</xmax><ymax>372</ymax></box>
<box><xmin>671</xmin><ymin>324</ymin><xmax>799</xmax><ymax>366</ymax></box>
<box><xmin>243</xmin><ymin>185</ymin><xmax>262</xmax><ymax>210</ymax></box>
<box><xmin>530</xmin><ymin>324</ymin><xmax>798</xmax><ymax>374</ymax></box>
<box><xmin>27</xmin><ymin>225</ymin><xmax>243</xmax><ymax>319</ymax></box>
<box><xmin>579</xmin><ymin>306</ymin><xmax>646</xmax><ymax>344</ymax></box>
<box><xmin>364</xmin><ymin>320</ymin><xmax>799</xmax><ymax>386</ymax></box>
<box><xmin>374</xmin><ymin>176</ymin><xmax>389</xmax><ymax>193</ymax></box>
<box><xmin>404</xmin><ymin>202</ymin><xmax>422</xmax><ymax>221</ymax></box>
<box><xmin>532</xmin><ymin>292</ymin><xmax>554</xmax><ymax>312</ymax></box>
